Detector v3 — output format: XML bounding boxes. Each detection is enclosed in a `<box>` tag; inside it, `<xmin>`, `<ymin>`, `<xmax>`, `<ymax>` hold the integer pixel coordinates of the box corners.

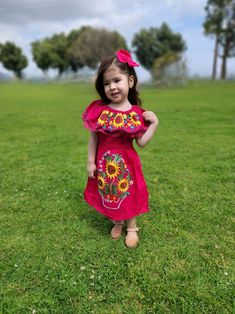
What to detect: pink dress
<box><xmin>82</xmin><ymin>100</ymin><xmax>150</xmax><ymax>221</ymax></box>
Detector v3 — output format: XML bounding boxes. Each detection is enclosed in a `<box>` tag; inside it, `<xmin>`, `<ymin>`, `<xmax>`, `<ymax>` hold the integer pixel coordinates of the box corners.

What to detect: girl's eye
<box><xmin>115</xmin><ymin>79</ymin><xmax>120</xmax><ymax>83</ymax></box>
<box><xmin>104</xmin><ymin>82</ymin><xmax>109</xmax><ymax>86</ymax></box>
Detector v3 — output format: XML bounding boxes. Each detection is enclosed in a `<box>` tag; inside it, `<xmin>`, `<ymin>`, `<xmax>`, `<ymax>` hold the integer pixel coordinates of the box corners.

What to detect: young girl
<box><xmin>82</xmin><ymin>49</ymin><xmax>159</xmax><ymax>248</ymax></box>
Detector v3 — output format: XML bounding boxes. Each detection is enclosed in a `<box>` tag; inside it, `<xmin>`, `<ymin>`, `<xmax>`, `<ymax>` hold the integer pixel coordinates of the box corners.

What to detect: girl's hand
<box><xmin>87</xmin><ymin>162</ymin><xmax>97</xmax><ymax>178</ymax></box>
<box><xmin>142</xmin><ymin>111</ymin><xmax>159</xmax><ymax>126</ymax></box>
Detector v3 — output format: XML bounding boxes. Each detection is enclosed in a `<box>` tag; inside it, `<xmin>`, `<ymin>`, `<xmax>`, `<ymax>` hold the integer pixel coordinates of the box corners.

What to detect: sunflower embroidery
<box><xmin>129</xmin><ymin>111</ymin><xmax>141</xmax><ymax>126</ymax></box>
<box><xmin>106</xmin><ymin>160</ymin><xmax>120</xmax><ymax>179</ymax></box>
<box><xmin>97</xmin><ymin>175</ymin><xmax>106</xmax><ymax>190</ymax></box>
<box><xmin>97</xmin><ymin>110</ymin><xmax>110</xmax><ymax>126</ymax></box>
<box><xmin>97</xmin><ymin>109</ymin><xmax>143</xmax><ymax>130</ymax></box>
<box><xmin>117</xmin><ymin>178</ymin><xmax>129</xmax><ymax>193</ymax></box>
<box><xmin>112</xmin><ymin>113</ymin><xmax>124</xmax><ymax>128</ymax></box>
<box><xmin>97</xmin><ymin>151</ymin><xmax>133</xmax><ymax>210</ymax></box>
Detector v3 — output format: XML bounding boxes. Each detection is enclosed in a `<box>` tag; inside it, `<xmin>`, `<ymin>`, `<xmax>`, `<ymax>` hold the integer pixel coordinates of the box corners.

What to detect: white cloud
<box><xmin>0</xmin><ymin>0</ymin><xmax>207</xmax><ymax>26</ymax></box>
<box><xmin>0</xmin><ymin>0</ymin><xmax>116</xmax><ymax>24</ymax></box>
<box><xmin>164</xmin><ymin>0</ymin><xmax>206</xmax><ymax>15</ymax></box>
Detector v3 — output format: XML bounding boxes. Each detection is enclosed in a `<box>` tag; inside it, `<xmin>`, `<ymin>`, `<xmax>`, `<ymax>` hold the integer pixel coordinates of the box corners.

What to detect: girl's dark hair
<box><xmin>95</xmin><ymin>56</ymin><xmax>141</xmax><ymax>106</ymax></box>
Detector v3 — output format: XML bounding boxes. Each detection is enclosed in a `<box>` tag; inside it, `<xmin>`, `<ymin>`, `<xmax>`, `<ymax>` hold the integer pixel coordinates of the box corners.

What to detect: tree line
<box><xmin>31</xmin><ymin>26</ymin><xmax>128</xmax><ymax>77</ymax></box>
<box><xmin>0</xmin><ymin>0</ymin><xmax>234</xmax><ymax>80</ymax></box>
<box><xmin>0</xmin><ymin>23</ymin><xmax>185</xmax><ymax>81</ymax></box>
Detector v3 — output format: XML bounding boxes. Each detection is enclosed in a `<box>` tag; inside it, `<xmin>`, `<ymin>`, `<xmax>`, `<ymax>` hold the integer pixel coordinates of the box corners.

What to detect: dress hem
<box><xmin>84</xmin><ymin>195</ymin><xmax>149</xmax><ymax>221</ymax></box>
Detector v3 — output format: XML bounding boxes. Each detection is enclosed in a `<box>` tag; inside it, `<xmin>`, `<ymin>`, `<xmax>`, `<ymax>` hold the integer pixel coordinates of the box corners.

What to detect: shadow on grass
<box><xmin>69</xmin><ymin>188</ymin><xmax>112</xmax><ymax>238</ymax></box>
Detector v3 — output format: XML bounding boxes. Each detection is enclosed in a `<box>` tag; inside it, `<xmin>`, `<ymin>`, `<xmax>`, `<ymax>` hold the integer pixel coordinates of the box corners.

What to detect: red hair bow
<box><xmin>116</xmin><ymin>49</ymin><xmax>139</xmax><ymax>67</ymax></box>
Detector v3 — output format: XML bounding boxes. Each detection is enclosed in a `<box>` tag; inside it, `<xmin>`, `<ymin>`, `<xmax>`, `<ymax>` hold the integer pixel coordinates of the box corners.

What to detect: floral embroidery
<box><xmin>97</xmin><ymin>110</ymin><xmax>109</xmax><ymax>126</ymax></box>
<box><xmin>97</xmin><ymin>175</ymin><xmax>106</xmax><ymax>190</ymax></box>
<box><xmin>105</xmin><ymin>160</ymin><xmax>120</xmax><ymax>179</ymax></box>
<box><xmin>129</xmin><ymin>111</ymin><xmax>141</xmax><ymax>126</ymax></box>
<box><xmin>97</xmin><ymin>110</ymin><xmax>142</xmax><ymax>130</ymax></box>
<box><xmin>117</xmin><ymin>178</ymin><xmax>129</xmax><ymax>193</ymax></box>
<box><xmin>97</xmin><ymin>151</ymin><xmax>133</xmax><ymax>209</ymax></box>
<box><xmin>112</xmin><ymin>113</ymin><xmax>125</xmax><ymax>128</ymax></box>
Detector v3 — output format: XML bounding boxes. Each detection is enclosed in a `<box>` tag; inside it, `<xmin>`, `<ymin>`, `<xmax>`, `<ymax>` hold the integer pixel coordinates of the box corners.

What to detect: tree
<box><xmin>67</xmin><ymin>27</ymin><xmax>90</xmax><ymax>72</ymax></box>
<box><xmin>0</xmin><ymin>42</ymin><xmax>28</xmax><ymax>79</ymax></box>
<box><xmin>203</xmin><ymin>0</ymin><xmax>235</xmax><ymax>80</ymax></box>
<box><xmin>67</xmin><ymin>27</ymin><xmax>127</xmax><ymax>70</ymax></box>
<box><xmin>32</xmin><ymin>33</ymin><xmax>69</xmax><ymax>76</ymax></box>
<box><xmin>152</xmin><ymin>52</ymin><xmax>187</xmax><ymax>85</ymax></box>
<box><xmin>132</xmin><ymin>23</ymin><xmax>186</xmax><ymax>75</ymax></box>
<box><xmin>31</xmin><ymin>39</ymin><xmax>53</xmax><ymax>75</ymax></box>
<box><xmin>220</xmin><ymin>1</ymin><xmax>235</xmax><ymax>79</ymax></box>
<box><xmin>49</xmin><ymin>33</ymin><xmax>69</xmax><ymax>75</ymax></box>
<box><xmin>204</xmin><ymin>0</ymin><xmax>224</xmax><ymax>79</ymax></box>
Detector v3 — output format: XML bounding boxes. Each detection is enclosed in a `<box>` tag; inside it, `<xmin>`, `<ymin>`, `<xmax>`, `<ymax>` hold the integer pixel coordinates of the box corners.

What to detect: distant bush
<box><xmin>152</xmin><ymin>52</ymin><xmax>188</xmax><ymax>86</ymax></box>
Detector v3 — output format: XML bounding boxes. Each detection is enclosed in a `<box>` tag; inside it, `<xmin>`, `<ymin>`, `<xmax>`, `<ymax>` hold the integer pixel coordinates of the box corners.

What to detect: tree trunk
<box><xmin>15</xmin><ymin>70</ymin><xmax>22</xmax><ymax>79</ymax></box>
<box><xmin>220</xmin><ymin>36</ymin><xmax>230</xmax><ymax>80</ymax></box>
<box><xmin>43</xmin><ymin>70</ymin><xmax>49</xmax><ymax>78</ymax></box>
<box><xmin>220</xmin><ymin>55</ymin><xmax>226</xmax><ymax>80</ymax></box>
<box><xmin>220</xmin><ymin>7</ymin><xmax>233</xmax><ymax>81</ymax></box>
<box><xmin>212</xmin><ymin>35</ymin><xmax>219</xmax><ymax>80</ymax></box>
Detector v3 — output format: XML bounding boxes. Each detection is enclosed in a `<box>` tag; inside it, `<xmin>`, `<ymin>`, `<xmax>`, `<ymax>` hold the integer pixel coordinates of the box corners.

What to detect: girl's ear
<box><xmin>129</xmin><ymin>75</ymin><xmax>134</xmax><ymax>88</ymax></box>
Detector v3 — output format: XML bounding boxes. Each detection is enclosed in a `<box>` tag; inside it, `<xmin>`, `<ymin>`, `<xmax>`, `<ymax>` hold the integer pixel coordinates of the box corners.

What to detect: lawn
<box><xmin>0</xmin><ymin>80</ymin><xmax>234</xmax><ymax>313</ymax></box>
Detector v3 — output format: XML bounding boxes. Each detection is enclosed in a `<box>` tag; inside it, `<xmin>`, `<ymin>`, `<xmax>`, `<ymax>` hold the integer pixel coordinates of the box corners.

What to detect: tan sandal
<box><xmin>125</xmin><ymin>227</ymin><xmax>139</xmax><ymax>248</ymax></box>
<box><xmin>110</xmin><ymin>221</ymin><xmax>124</xmax><ymax>240</ymax></box>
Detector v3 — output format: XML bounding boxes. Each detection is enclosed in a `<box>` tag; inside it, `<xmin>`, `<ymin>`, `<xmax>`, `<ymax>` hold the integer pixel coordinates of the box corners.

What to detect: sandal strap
<box><xmin>112</xmin><ymin>220</ymin><xmax>124</xmax><ymax>226</ymax></box>
<box><xmin>127</xmin><ymin>227</ymin><xmax>139</xmax><ymax>232</ymax></box>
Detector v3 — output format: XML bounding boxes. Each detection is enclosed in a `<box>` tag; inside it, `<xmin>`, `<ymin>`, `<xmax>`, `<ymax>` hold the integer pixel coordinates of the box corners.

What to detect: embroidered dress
<box><xmin>82</xmin><ymin>100</ymin><xmax>149</xmax><ymax>220</ymax></box>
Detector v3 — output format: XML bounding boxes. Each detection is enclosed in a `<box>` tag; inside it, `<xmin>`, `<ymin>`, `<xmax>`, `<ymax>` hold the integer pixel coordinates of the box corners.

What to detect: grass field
<box><xmin>0</xmin><ymin>80</ymin><xmax>234</xmax><ymax>313</ymax></box>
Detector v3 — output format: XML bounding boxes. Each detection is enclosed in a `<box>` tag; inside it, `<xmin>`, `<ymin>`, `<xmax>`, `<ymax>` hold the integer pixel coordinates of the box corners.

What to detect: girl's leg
<box><xmin>127</xmin><ymin>217</ymin><xmax>137</xmax><ymax>228</ymax></box>
<box><xmin>125</xmin><ymin>217</ymin><xmax>139</xmax><ymax>248</ymax></box>
<box><xmin>110</xmin><ymin>220</ymin><xmax>124</xmax><ymax>240</ymax></box>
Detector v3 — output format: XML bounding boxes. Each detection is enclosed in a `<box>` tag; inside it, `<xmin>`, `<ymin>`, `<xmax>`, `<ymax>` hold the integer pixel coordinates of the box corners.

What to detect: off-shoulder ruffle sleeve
<box><xmin>82</xmin><ymin>100</ymin><xmax>105</xmax><ymax>131</ymax></box>
<box><xmin>82</xmin><ymin>100</ymin><xmax>149</xmax><ymax>138</ymax></box>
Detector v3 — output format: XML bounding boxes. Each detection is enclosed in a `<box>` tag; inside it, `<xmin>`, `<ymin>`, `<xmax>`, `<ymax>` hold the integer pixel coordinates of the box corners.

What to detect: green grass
<box><xmin>0</xmin><ymin>80</ymin><xmax>234</xmax><ymax>313</ymax></box>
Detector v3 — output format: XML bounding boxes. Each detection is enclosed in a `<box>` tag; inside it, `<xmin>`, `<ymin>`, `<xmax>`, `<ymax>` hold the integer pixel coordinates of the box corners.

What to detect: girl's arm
<box><xmin>87</xmin><ymin>131</ymin><xmax>98</xmax><ymax>178</ymax></box>
<box><xmin>136</xmin><ymin>111</ymin><xmax>159</xmax><ymax>148</ymax></box>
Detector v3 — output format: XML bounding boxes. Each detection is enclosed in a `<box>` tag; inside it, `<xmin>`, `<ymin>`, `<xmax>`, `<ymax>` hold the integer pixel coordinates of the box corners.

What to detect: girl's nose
<box><xmin>110</xmin><ymin>82</ymin><xmax>115</xmax><ymax>90</ymax></box>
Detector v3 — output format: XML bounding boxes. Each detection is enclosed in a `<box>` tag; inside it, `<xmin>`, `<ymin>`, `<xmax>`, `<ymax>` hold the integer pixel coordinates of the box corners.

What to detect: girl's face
<box><xmin>103</xmin><ymin>65</ymin><xmax>134</xmax><ymax>105</ymax></box>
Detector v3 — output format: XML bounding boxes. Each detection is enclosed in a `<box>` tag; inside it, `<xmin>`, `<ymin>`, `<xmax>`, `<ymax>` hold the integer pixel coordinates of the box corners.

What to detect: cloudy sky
<box><xmin>0</xmin><ymin>0</ymin><xmax>234</xmax><ymax>80</ymax></box>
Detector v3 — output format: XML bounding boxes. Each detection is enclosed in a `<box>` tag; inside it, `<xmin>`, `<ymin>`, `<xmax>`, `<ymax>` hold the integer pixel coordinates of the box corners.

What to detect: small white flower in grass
<box><xmin>80</xmin><ymin>266</ymin><xmax>86</xmax><ymax>271</ymax></box>
<box><xmin>64</xmin><ymin>190</ymin><xmax>67</xmax><ymax>193</ymax></box>
<box><xmin>224</xmin><ymin>272</ymin><xmax>228</xmax><ymax>276</ymax></box>
<box><xmin>73</xmin><ymin>281</ymin><xmax>77</xmax><ymax>285</ymax></box>
<box><xmin>90</xmin><ymin>282</ymin><xmax>94</xmax><ymax>286</ymax></box>
<box><xmin>32</xmin><ymin>310</ymin><xmax>36</xmax><ymax>314</ymax></box>
<box><xmin>90</xmin><ymin>275</ymin><xmax>95</xmax><ymax>279</ymax></box>
<box><xmin>14</xmin><ymin>264</ymin><xmax>18</xmax><ymax>268</ymax></box>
